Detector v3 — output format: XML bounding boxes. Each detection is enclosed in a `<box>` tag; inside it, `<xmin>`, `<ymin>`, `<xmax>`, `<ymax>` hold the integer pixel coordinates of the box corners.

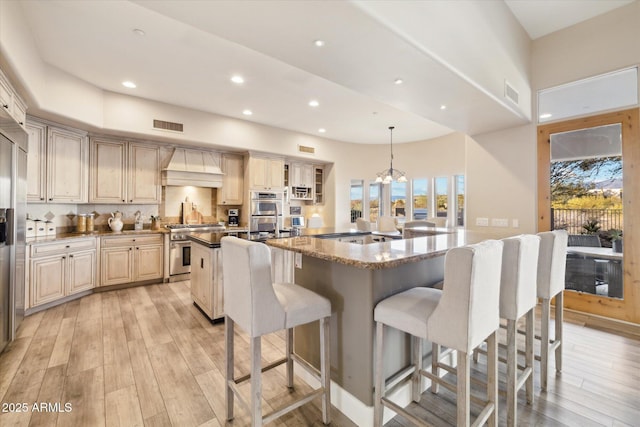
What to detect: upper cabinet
<box><xmin>290</xmin><ymin>162</ymin><xmax>314</xmax><ymax>188</ymax></box>
<box><xmin>90</xmin><ymin>137</ymin><xmax>160</xmax><ymax>204</ymax></box>
<box><xmin>26</xmin><ymin>118</ymin><xmax>89</xmax><ymax>203</ymax></box>
<box><xmin>248</xmin><ymin>155</ymin><xmax>284</xmax><ymax>191</ymax></box>
<box><xmin>314</xmin><ymin>165</ymin><xmax>324</xmax><ymax>204</ymax></box>
<box><xmin>219</xmin><ymin>153</ymin><xmax>244</xmax><ymax>205</ymax></box>
<box><xmin>0</xmin><ymin>68</ymin><xmax>27</xmax><ymax>130</ymax></box>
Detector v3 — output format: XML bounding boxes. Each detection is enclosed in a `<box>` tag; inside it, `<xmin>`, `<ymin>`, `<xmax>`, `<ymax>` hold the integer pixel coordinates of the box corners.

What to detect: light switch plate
<box><xmin>476</xmin><ymin>217</ymin><xmax>489</xmax><ymax>226</ymax></box>
<box><xmin>295</xmin><ymin>252</ymin><xmax>302</xmax><ymax>269</ymax></box>
<box><xmin>491</xmin><ymin>218</ymin><xmax>509</xmax><ymax>227</ymax></box>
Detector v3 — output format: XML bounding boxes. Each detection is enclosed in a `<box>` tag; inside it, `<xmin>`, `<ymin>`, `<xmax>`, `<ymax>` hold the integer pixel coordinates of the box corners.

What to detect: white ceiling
<box><xmin>17</xmin><ymin>0</ymin><xmax>634</xmax><ymax>144</ymax></box>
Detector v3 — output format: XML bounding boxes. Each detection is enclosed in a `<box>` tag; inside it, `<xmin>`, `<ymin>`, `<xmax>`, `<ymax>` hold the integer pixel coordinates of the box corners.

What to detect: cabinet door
<box><xmin>268</xmin><ymin>157</ymin><xmax>285</xmax><ymax>189</ymax></box>
<box><xmin>47</xmin><ymin>126</ymin><xmax>88</xmax><ymax>203</ymax></box>
<box><xmin>128</xmin><ymin>143</ymin><xmax>160</xmax><ymax>204</ymax></box>
<box><xmin>26</xmin><ymin>121</ymin><xmax>47</xmax><ymax>203</ymax></box>
<box><xmin>101</xmin><ymin>247</ymin><xmax>134</xmax><ymax>286</ymax></box>
<box><xmin>68</xmin><ymin>250</ymin><xmax>96</xmax><ymax>294</ymax></box>
<box><xmin>31</xmin><ymin>255</ymin><xmax>65</xmax><ymax>306</ymax></box>
<box><xmin>302</xmin><ymin>164</ymin><xmax>314</xmax><ymax>188</ymax></box>
<box><xmin>90</xmin><ymin>138</ymin><xmax>127</xmax><ymax>203</ymax></box>
<box><xmin>190</xmin><ymin>243</ymin><xmax>213</xmax><ymax>317</ymax></box>
<box><xmin>314</xmin><ymin>166</ymin><xmax>324</xmax><ymax>204</ymax></box>
<box><xmin>249</xmin><ymin>157</ymin><xmax>268</xmax><ymax>189</ymax></box>
<box><xmin>220</xmin><ymin>154</ymin><xmax>244</xmax><ymax>204</ymax></box>
<box><xmin>134</xmin><ymin>244</ymin><xmax>163</xmax><ymax>281</ymax></box>
<box><xmin>212</xmin><ymin>248</ymin><xmax>224</xmax><ymax>319</ymax></box>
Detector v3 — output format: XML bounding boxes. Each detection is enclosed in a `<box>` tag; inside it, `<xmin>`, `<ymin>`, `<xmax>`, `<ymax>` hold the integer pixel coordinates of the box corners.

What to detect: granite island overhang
<box><xmin>265</xmin><ymin>229</ymin><xmax>504</xmax><ymax>419</ymax></box>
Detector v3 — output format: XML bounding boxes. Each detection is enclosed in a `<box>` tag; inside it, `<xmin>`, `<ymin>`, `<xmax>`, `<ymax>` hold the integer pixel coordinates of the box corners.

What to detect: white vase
<box><xmin>108</xmin><ymin>217</ymin><xmax>123</xmax><ymax>232</ymax></box>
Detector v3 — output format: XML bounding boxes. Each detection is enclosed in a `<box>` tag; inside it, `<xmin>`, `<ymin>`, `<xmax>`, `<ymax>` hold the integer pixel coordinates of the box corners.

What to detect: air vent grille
<box><xmin>504</xmin><ymin>81</ymin><xmax>519</xmax><ymax>105</ymax></box>
<box><xmin>153</xmin><ymin>119</ymin><xmax>184</xmax><ymax>132</ymax></box>
<box><xmin>298</xmin><ymin>145</ymin><xmax>315</xmax><ymax>154</ymax></box>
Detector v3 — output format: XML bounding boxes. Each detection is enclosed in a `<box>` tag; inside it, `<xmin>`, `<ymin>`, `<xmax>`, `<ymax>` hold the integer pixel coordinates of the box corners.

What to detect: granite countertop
<box><xmin>186</xmin><ymin>232</ymin><xmax>226</xmax><ymax>248</ymax></box>
<box><xmin>26</xmin><ymin>228</ymin><xmax>168</xmax><ymax>244</ymax></box>
<box><xmin>266</xmin><ymin>229</ymin><xmax>515</xmax><ymax>270</ymax></box>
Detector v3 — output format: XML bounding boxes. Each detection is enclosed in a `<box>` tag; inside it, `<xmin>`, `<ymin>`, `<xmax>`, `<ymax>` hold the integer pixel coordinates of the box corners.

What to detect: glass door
<box><xmin>538</xmin><ymin>109</ymin><xmax>640</xmax><ymax>323</ymax></box>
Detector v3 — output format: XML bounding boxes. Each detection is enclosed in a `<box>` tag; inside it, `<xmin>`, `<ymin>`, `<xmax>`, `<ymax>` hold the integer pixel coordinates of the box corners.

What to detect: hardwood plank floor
<box><xmin>1</xmin><ymin>282</ymin><xmax>638</xmax><ymax>426</ymax></box>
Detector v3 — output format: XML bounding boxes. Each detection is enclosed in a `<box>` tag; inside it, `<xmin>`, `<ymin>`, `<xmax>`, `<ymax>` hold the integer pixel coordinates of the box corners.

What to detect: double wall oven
<box><xmin>249</xmin><ymin>191</ymin><xmax>283</xmax><ymax>240</ymax></box>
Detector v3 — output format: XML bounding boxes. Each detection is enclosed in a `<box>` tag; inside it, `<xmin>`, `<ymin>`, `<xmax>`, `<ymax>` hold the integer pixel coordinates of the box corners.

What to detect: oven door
<box><xmin>170</xmin><ymin>241</ymin><xmax>191</xmax><ymax>275</ymax></box>
<box><xmin>250</xmin><ymin>200</ymin><xmax>280</xmax><ymax>216</ymax></box>
<box><xmin>250</xmin><ymin>216</ymin><xmax>278</xmax><ymax>233</ymax></box>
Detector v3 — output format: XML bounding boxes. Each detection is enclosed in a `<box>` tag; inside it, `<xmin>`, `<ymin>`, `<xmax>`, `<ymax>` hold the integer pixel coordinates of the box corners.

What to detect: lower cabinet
<box><xmin>30</xmin><ymin>237</ymin><xmax>97</xmax><ymax>308</ymax></box>
<box><xmin>190</xmin><ymin>243</ymin><xmax>224</xmax><ymax>320</ymax></box>
<box><xmin>101</xmin><ymin>234</ymin><xmax>163</xmax><ymax>286</ymax></box>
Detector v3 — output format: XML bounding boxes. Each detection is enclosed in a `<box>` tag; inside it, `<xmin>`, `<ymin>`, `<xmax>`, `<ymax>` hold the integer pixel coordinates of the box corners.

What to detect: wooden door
<box><xmin>134</xmin><ymin>244</ymin><xmax>163</xmax><ymax>281</ymax></box>
<box><xmin>31</xmin><ymin>255</ymin><xmax>65</xmax><ymax>306</ymax></box>
<box><xmin>249</xmin><ymin>157</ymin><xmax>268</xmax><ymax>189</ymax></box>
<box><xmin>220</xmin><ymin>154</ymin><xmax>244</xmax><ymax>204</ymax></box>
<box><xmin>128</xmin><ymin>143</ymin><xmax>160</xmax><ymax>204</ymax></box>
<box><xmin>101</xmin><ymin>246</ymin><xmax>134</xmax><ymax>286</ymax></box>
<box><xmin>47</xmin><ymin>126</ymin><xmax>88</xmax><ymax>203</ymax></box>
<box><xmin>268</xmin><ymin>157</ymin><xmax>285</xmax><ymax>189</ymax></box>
<box><xmin>538</xmin><ymin>108</ymin><xmax>640</xmax><ymax>323</ymax></box>
<box><xmin>25</xmin><ymin>120</ymin><xmax>47</xmax><ymax>202</ymax></box>
<box><xmin>67</xmin><ymin>250</ymin><xmax>96</xmax><ymax>294</ymax></box>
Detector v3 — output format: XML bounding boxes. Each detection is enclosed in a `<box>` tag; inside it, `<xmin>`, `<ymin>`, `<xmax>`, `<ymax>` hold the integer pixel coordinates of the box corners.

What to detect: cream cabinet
<box><xmin>26</xmin><ymin>117</ymin><xmax>89</xmax><ymax>203</ymax></box>
<box><xmin>249</xmin><ymin>156</ymin><xmax>285</xmax><ymax>190</ymax></box>
<box><xmin>190</xmin><ymin>242</ymin><xmax>224</xmax><ymax>320</ymax></box>
<box><xmin>290</xmin><ymin>162</ymin><xmax>314</xmax><ymax>188</ymax></box>
<box><xmin>100</xmin><ymin>234</ymin><xmax>163</xmax><ymax>286</ymax></box>
<box><xmin>29</xmin><ymin>237</ymin><xmax>97</xmax><ymax>308</ymax></box>
<box><xmin>218</xmin><ymin>153</ymin><xmax>244</xmax><ymax>205</ymax></box>
<box><xmin>90</xmin><ymin>138</ymin><xmax>160</xmax><ymax>204</ymax></box>
<box><xmin>314</xmin><ymin>165</ymin><xmax>324</xmax><ymax>204</ymax></box>
<box><xmin>0</xmin><ymin>67</ymin><xmax>27</xmax><ymax>129</ymax></box>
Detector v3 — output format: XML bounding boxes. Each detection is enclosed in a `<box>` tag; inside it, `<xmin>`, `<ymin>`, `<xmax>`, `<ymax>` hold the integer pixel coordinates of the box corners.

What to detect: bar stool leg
<box><xmin>525</xmin><ymin>309</ymin><xmax>535</xmax><ymax>404</ymax></box>
<box><xmin>320</xmin><ymin>317</ymin><xmax>331</xmax><ymax>425</ymax></box>
<box><xmin>457</xmin><ymin>351</ymin><xmax>470</xmax><ymax>427</ymax></box>
<box><xmin>374</xmin><ymin>322</ymin><xmax>384</xmax><ymax>427</ymax></box>
<box><xmin>251</xmin><ymin>336</ymin><xmax>262</xmax><ymax>427</ymax></box>
<box><xmin>487</xmin><ymin>331</ymin><xmax>498</xmax><ymax>427</ymax></box>
<box><xmin>555</xmin><ymin>292</ymin><xmax>563</xmax><ymax>374</ymax></box>
<box><xmin>412</xmin><ymin>336</ymin><xmax>422</xmax><ymax>402</ymax></box>
<box><xmin>541</xmin><ymin>298</ymin><xmax>551</xmax><ymax>391</ymax></box>
<box><xmin>286</xmin><ymin>328</ymin><xmax>294</xmax><ymax>389</ymax></box>
<box><xmin>506</xmin><ymin>319</ymin><xmax>517</xmax><ymax>427</ymax></box>
<box><xmin>225</xmin><ymin>317</ymin><xmax>235</xmax><ymax>421</ymax></box>
<box><xmin>431</xmin><ymin>343</ymin><xmax>440</xmax><ymax>394</ymax></box>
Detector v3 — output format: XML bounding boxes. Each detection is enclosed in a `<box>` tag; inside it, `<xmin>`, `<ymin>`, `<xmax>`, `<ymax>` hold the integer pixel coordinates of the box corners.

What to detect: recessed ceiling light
<box><xmin>122</xmin><ymin>81</ymin><xmax>137</xmax><ymax>88</ymax></box>
<box><xmin>308</xmin><ymin>100</ymin><xmax>319</xmax><ymax>107</ymax></box>
<box><xmin>242</xmin><ymin>109</ymin><xmax>253</xmax><ymax>116</ymax></box>
<box><xmin>440</xmin><ymin>105</ymin><xmax>447</xmax><ymax>110</ymax></box>
<box><xmin>132</xmin><ymin>28</ymin><xmax>146</xmax><ymax>36</ymax></box>
<box><xmin>318</xmin><ymin>128</ymin><xmax>326</xmax><ymax>133</ymax></box>
<box><xmin>231</xmin><ymin>75</ymin><xmax>245</xmax><ymax>84</ymax></box>
<box><xmin>539</xmin><ymin>113</ymin><xmax>552</xmax><ymax>119</ymax></box>
<box><xmin>314</xmin><ymin>40</ymin><xmax>325</xmax><ymax>47</ymax></box>
<box><xmin>394</xmin><ymin>78</ymin><xmax>404</xmax><ymax>85</ymax></box>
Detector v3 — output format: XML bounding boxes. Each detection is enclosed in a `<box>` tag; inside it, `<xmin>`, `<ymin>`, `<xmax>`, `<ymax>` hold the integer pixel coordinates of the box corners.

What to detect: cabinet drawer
<box><xmin>31</xmin><ymin>237</ymin><xmax>97</xmax><ymax>257</ymax></box>
<box><xmin>102</xmin><ymin>234</ymin><xmax>163</xmax><ymax>248</ymax></box>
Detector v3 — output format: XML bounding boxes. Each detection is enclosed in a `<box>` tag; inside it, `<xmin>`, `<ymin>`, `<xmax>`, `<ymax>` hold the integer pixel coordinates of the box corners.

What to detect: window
<box><xmin>435</xmin><ymin>177</ymin><xmax>448</xmax><ymax>218</ymax></box>
<box><xmin>369</xmin><ymin>183</ymin><xmax>382</xmax><ymax>222</ymax></box>
<box><xmin>412</xmin><ymin>178</ymin><xmax>428</xmax><ymax>220</ymax></box>
<box><xmin>455</xmin><ymin>175</ymin><xmax>465</xmax><ymax>226</ymax></box>
<box><xmin>350</xmin><ymin>180</ymin><xmax>363</xmax><ymax>223</ymax></box>
<box><xmin>391</xmin><ymin>181</ymin><xmax>407</xmax><ymax>218</ymax></box>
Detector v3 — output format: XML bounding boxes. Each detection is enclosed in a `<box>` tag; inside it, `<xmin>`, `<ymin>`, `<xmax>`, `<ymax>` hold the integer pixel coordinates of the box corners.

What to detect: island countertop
<box><xmin>266</xmin><ymin>228</ymin><xmax>514</xmax><ymax>270</ymax></box>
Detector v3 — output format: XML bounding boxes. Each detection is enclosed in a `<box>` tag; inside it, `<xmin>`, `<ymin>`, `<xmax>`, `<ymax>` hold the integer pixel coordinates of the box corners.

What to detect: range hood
<box><xmin>162</xmin><ymin>148</ymin><xmax>224</xmax><ymax>188</ymax></box>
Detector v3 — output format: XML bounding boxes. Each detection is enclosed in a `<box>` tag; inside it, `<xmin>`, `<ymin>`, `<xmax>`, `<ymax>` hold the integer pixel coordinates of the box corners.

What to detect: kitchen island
<box><xmin>265</xmin><ymin>228</ymin><xmax>507</xmax><ymax>425</ymax></box>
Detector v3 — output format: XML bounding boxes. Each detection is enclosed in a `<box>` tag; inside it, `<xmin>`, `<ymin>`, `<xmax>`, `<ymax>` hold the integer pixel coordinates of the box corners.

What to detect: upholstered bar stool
<box><xmin>535</xmin><ymin>230</ymin><xmax>568</xmax><ymax>391</ymax></box>
<box><xmin>220</xmin><ymin>236</ymin><xmax>331</xmax><ymax>426</ymax></box>
<box><xmin>374</xmin><ymin>240</ymin><xmax>504</xmax><ymax>427</ymax></box>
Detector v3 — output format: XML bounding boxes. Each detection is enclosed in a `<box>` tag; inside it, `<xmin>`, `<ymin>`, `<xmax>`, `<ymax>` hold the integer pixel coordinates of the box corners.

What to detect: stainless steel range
<box><xmin>167</xmin><ymin>224</ymin><xmax>225</xmax><ymax>281</ymax></box>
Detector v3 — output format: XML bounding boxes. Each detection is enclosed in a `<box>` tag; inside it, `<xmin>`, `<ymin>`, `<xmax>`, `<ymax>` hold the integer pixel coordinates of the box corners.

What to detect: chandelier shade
<box><xmin>375</xmin><ymin>126</ymin><xmax>407</xmax><ymax>184</ymax></box>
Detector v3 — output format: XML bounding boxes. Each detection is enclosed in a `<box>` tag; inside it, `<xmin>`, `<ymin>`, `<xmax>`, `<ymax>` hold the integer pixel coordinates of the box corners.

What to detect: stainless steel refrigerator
<box><xmin>0</xmin><ymin>114</ymin><xmax>27</xmax><ymax>354</ymax></box>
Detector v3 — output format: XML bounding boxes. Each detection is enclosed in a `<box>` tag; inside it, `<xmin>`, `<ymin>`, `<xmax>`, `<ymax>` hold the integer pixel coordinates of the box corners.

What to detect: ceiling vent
<box><xmin>298</xmin><ymin>145</ymin><xmax>315</xmax><ymax>154</ymax></box>
<box><xmin>153</xmin><ymin>119</ymin><xmax>184</xmax><ymax>132</ymax></box>
<box><xmin>504</xmin><ymin>81</ymin><xmax>519</xmax><ymax>105</ymax></box>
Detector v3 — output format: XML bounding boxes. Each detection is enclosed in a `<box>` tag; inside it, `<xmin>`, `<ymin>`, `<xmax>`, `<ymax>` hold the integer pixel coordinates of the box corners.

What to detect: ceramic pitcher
<box><xmin>108</xmin><ymin>211</ymin><xmax>123</xmax><ymax>232</ymax></box>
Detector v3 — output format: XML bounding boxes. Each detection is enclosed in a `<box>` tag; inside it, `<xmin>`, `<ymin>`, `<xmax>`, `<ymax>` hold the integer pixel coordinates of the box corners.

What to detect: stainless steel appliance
<box><xmin>0</xmin><ymin>119</ymin><xmax>27</xmax><ymax>354</ymax></box>
<box><xmin>250</xmin><ymin>191</ymin><xmax>283</xmax><ymax>235</ymax></box>
<box><xmin>228</xmin><ymin>209</ymin><xmax>239</xmax><ymax>227</ymax></box>
<box><xmin>167</xmin><ymin>224</ymin><xmax>225</xmax><ymax>281</ymax></box>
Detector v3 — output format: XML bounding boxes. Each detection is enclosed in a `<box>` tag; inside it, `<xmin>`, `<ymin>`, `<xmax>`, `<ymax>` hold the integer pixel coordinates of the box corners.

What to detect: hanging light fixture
<box><xmin>375</xmin><ymin>126</ymin><xmax>407</xmax><ymax>184</ymax></box>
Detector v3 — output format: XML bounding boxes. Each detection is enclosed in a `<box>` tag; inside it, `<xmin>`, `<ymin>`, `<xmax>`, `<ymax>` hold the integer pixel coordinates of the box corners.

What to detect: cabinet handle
<box><xmin>65</xmin><ymin>245</ymin><xmax>70</xmax><ymax>248</ymax></box>
<box><xmin>122</xmin><ymin>199</ymin><xmax>125</xmax><ymax>202</ymax></box>
<box><xmin>2</xmin><ymin>104</ymin><xmax>7</xmax><ymax>109</ymax></box>
<box><xmin>130</xmin><ymin>200</ymin><xmax>133</xmax><ymax>203</ymax></box>
<box><xmin>49</xmin><ymin>198</ymin><xmax>53</xmax><ymax>201</ymax></box>
<box><xmin>19</xmin><ymin>122</ymin><xmax>24</xmax><ymax>126</ymax></box>
<box><xmin>136</xmin><ymin>247</ymin><xmax>139</xmax><ymax>250</ymax></box>
<box><xmin>201</xmin><ymin>258</ymin><xmax>204</xmax><ymax>268</ymax></box>
<box><xmin>62</xmin><ymin>256</ymin><xmax>66</xmax><ymax>259</ymax></box>
<box><xmin>69</xmin><ymin>254</ymin><xmax>74</xmax><ymax>258</ymax></box>
<box><xmin>40</xmin><ymin>197</ymin><xmax>44</xmax><ymax>200</ymax></box>
<box><xmin>129</xmin><ymin>247</ymin><xmax>132</xmax><ymax>251</ymax></box>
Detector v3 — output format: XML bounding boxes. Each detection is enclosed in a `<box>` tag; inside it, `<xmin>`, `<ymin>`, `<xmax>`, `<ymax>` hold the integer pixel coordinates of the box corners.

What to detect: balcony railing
<box><xmin>552</xmin><ymin>208</ymin><xmax>623</xmax><ymax>234</ymax></box>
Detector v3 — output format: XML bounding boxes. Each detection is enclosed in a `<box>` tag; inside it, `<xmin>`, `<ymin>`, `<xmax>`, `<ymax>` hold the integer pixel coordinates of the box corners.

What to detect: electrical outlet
<box><xmin>295</xmin><ymin>252</ymin><xmax>303</xmax><ymax>269</ymax></box>
<box><xmin>512</xmin><ymin>219</ymin><xmax>519</xmax><ymax>228</ymax></box>
<box><xmin>476</xmin><ymin>217</ymin><xmax>489</xmax><ymax>227</ymax></box>
<box><xmin>491</xmin><ymin>218</ymin><xmax>509</xmax><ymax>227</ymax></box>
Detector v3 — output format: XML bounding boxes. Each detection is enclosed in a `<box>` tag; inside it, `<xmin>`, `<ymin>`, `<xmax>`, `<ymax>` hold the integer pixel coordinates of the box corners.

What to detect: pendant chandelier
<box><xmin>375</xmin><ymin>126</ymin><xmax>407</xmax><ymax>184</ymax></box>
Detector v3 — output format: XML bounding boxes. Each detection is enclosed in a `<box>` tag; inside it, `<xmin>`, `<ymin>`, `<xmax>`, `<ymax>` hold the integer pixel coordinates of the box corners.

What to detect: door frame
<box><xmin>537</xmin><ymin>108</ymin><xmax>639</xmax><ymax>324</ymax></box>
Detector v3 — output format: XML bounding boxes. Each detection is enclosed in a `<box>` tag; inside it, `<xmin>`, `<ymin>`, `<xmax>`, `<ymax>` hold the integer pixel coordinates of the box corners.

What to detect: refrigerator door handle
<box><xmin>5</xmin><ymin>208</ymin><xmax>14</xmax><ymax>246</ymax></box>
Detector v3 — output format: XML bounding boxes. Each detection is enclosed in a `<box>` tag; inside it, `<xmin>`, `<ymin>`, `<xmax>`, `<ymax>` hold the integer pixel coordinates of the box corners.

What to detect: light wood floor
<box><xmin>1</xmin><ymin>282</ymin><xmax>639</xmax><ymax>426</ymax></box>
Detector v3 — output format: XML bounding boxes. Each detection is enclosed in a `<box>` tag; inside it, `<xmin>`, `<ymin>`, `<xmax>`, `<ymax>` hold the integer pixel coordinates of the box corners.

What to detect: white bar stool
<box><xmin>535</xmin><ymin>230</ymin><xmax>568</xmax><ymax>390</ymax></box>
<box><xmin>374</xmin><ymin>240</ymin><xmax>504</xmax><ymax>427</ymax></box>
<box><xmin>221</xmin><ymin>236</ymin><xmax>331</xmax><ymax>426</ymax></box>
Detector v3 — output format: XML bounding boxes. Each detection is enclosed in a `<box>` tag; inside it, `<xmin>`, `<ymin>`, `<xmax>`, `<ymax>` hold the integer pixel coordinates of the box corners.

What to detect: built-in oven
<box><xmin>167</xmin><ymin>224</ymin><xmax>225</xmax><ymax>281</ymax></box>
<box><xmin>170</xmin><ymin>240</ymin><xmax>191</xmax><ymax>277</ymax></box>
<box><xmin>250</xmin><ymin>191</ymin><xmax>283</xmax><ymax>235</ymax></box>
